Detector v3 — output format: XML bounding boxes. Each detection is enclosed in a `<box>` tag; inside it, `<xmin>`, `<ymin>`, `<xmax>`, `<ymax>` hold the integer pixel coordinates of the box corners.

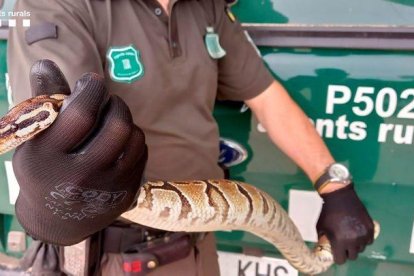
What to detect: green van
<box><xmin>215</xmin><ymin>1</ymin><xmax>414</xmax><ymax>275</ymax></box>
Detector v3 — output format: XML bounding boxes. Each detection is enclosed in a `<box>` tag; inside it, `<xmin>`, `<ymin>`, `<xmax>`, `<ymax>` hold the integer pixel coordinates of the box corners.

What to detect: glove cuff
<box><xmin>320</xmin><ymin>182</ymin><xmax>355</xmax><ymax>202</ymax></box>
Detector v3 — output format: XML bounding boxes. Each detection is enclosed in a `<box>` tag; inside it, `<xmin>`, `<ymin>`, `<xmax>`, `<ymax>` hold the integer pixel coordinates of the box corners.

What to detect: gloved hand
<box><xmin>13</xmin><ymin>60</ymin><xmax>148</xmax><ymax>246</ymax></box>
<box><xmin>316</xmin><ymin>183</ymin><xmax>374</xmax><ymax>264</ymax></box>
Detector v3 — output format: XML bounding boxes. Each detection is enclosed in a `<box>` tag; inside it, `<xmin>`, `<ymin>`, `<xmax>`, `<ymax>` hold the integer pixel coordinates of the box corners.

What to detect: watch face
<box><xmin>328</xmin><ymin>163</ymin><xmax>349</xmax><ymax>179</ymax></box>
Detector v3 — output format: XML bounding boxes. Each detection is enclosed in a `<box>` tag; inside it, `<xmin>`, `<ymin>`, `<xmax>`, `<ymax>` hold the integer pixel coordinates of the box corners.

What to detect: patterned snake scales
<box><xmin>0</xmin><ymin>94</ymin><xmax>379</xmax><ymax>275</ymax></box>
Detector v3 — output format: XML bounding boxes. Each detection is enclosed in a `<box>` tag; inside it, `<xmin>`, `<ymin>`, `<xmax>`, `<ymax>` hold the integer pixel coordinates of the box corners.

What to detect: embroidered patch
<box><xmin>106</xmin><ymin>44</ymin><xmax>144</xmax><ymax>83</ymax></box>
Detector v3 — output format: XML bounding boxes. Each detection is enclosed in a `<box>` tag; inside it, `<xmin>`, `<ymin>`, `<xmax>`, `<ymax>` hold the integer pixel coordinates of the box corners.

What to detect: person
<box><xmin>7</xmin><ymin>0</ymin><xmax>374</xmax><ymax>275</ymax></box>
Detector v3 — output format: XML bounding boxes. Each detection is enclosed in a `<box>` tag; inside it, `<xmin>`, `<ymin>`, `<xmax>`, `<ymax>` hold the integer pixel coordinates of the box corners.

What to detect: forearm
<box><xmin>246</xmin><ymin>82</ymin><xmax>374</xmax><ymax>264</ymax></box>
<box><xmin>246</xmin><ymin>81</ymin><xmax>334</xmax><ymax>184</ymax></box>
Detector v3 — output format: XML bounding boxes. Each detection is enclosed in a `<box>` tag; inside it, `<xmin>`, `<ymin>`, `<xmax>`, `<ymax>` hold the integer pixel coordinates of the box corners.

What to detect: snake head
<box><xmin>0</xmin><ymin>94</ymin><xmax>66</xmax><ymax>154</ymax></box>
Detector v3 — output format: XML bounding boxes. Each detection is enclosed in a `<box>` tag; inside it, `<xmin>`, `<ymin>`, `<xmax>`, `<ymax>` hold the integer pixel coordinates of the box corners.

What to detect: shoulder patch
<box><xmin>25</xmin><ymin>22</ymin><xmax>58</xmax><ymax>45</ymax></box>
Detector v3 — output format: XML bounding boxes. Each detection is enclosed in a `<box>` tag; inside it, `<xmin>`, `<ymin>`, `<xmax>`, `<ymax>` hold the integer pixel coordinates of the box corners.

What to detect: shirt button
<box><xmin>172</xmin><ymin>42</ymin><xmax>177</xmax><ymax>48</ymax></box>
<box><xmin>154</xmin><ymin>8</ymin><xmax>162</xmax><ymax>16</ymax></box>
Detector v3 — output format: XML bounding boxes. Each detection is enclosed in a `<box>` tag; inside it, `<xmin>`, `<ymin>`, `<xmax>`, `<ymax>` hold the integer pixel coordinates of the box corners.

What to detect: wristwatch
<box><xmin>314</xmin><ymin>163</ymin><xmax>352</xmax><ymax>193</ymax></box>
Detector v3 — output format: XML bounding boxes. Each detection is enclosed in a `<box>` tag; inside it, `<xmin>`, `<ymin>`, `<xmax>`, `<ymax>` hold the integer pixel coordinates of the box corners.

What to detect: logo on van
<box><xmin>106</xmin><ymin>44</ymin><xmax>145</xmax><ymax>83</ymax></box>
<box><xmin>218</xmin><ymin>138</ymin><xmax>248</xmax><ymax>167</ymax></box>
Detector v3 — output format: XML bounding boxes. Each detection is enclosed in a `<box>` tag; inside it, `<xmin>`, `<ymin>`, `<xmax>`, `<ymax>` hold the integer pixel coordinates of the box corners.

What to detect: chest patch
<box><xmin>106</xmin><ymin>44</ymin><xmax>145</xmax><ymax>83</ymax></box>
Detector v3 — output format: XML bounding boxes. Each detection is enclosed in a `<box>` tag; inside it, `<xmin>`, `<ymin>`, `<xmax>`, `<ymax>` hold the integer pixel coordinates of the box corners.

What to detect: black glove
<box><xmin>316</xmin><ymin>184</ymin><xmax>374</xmax><ymax>264</ymax></box>
<box><xmin>13</xmin><ymin>60</ymin><xmax>147</xmax><ymax>246</ymax></box>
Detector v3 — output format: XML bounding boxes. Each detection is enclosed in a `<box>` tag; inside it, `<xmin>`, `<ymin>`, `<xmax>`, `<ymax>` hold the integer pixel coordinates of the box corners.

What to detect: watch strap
<box><xmin>313</xmin><ymin>163</ymin><xmax>351</xmax><ymax>193</ymax></box>
<box><xmin>314</xmin><ymin>173</ymin><xmax>333</xmax><ymax>193</ymax></box>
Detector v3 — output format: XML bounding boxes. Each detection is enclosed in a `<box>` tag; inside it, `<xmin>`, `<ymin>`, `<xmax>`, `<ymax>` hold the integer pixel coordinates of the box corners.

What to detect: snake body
<box><xmin>0</xmin><ymin>94</ymin><xmax>379</xmax><ymax>275</ymax></box>
<box><xmin>122</xmin><ymin>180</ymin><xmax>334</xmax><ymax>275</ymax></box>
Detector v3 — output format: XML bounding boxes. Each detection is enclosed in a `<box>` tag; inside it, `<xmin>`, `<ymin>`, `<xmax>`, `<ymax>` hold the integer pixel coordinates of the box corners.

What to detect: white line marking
<box><xmin>410</xmin><ymin>221</ymin><xmax>414</xmax><ymax>254</ymax></box>
<box><xmin>288</xmin><ymin>189</ymin><xmax>323</xmax><ymax>242</ymax></box>
<box><xmin>23</xmin><ymin>19</ymin><xmax>31</xmax><ymax>27</ymax></box>
<box><xmin>5</xmin><ymin>161</ymin><xmax>19</xmax><ymax>205</ymax></box>
<box><xmin>8</xmin><ymin>19</ymin><xmax>16</xmax><ymax>27</ymax></box>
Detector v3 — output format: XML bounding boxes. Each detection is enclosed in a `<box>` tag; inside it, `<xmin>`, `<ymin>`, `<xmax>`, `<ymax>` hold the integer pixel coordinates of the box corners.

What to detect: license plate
<box><xmin>218</xmin><ymin>251</ymin><xmax>298</xmax><ymax>276</ymax></box>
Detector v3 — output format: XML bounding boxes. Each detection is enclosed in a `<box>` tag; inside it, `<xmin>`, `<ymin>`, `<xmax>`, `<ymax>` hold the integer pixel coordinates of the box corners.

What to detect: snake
<box><xmin>0</xmin><ymin>94</ymin><xmax>379</xmax><ymax>275</ymax></box>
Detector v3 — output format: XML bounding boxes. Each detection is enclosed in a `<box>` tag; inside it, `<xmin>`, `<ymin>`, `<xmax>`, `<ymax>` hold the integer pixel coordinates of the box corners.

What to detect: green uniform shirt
<box><xmin>8</xmin><ymin>0</ymin><xmax>273</xmax><ymax>181</ymax></box>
